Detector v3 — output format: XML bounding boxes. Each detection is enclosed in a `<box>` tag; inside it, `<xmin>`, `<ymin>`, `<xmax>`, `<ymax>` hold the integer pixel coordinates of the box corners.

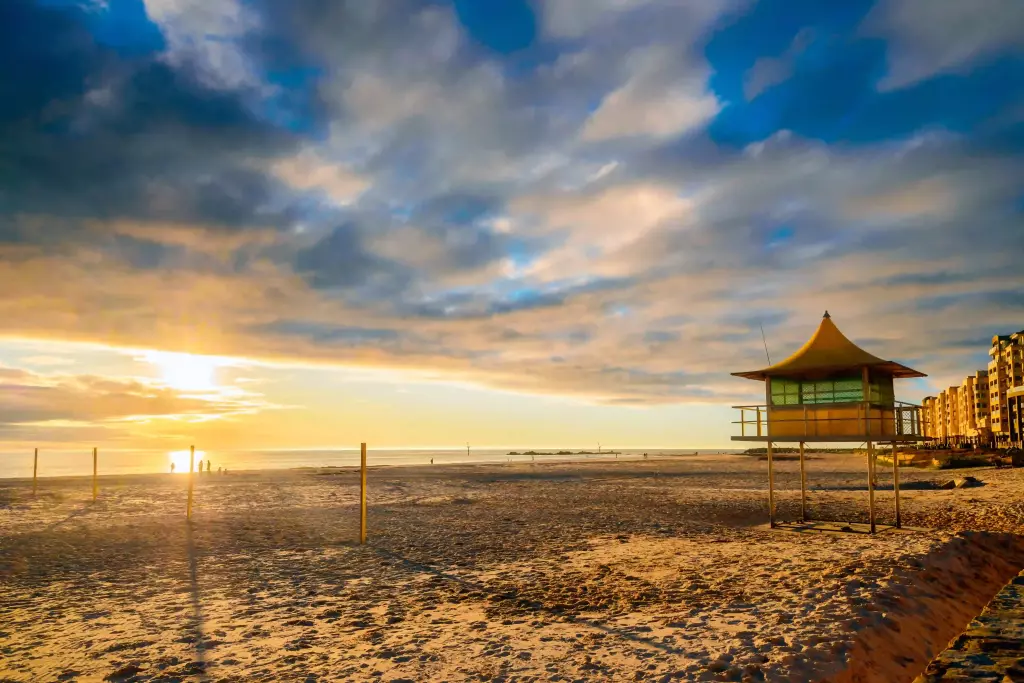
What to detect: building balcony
<box><xmin>732</xmin><ymin>401</ymin><xmax>926</xmax><ymax>442</ymax></box>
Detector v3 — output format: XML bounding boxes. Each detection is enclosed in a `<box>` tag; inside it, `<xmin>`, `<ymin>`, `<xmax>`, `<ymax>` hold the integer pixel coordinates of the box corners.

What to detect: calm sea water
<box><xmin>0</xmin><ymin>448</ymin><xmax>742</xmax><ymax>479</ymax></box>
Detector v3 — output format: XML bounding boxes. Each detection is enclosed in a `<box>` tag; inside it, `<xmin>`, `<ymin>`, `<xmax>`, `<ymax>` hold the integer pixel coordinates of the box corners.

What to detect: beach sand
<box><xmin>2</xmin><ymin>454</ymin><xmax>1023</xmax><ymax>682</ymax></box>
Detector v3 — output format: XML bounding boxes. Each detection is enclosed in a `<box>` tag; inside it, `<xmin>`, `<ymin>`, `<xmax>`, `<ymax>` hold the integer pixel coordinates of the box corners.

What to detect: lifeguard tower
<box><xmin>731</xmin><ymin>312</ymin><xmax>927</xmax><ymax>533</ymax></box>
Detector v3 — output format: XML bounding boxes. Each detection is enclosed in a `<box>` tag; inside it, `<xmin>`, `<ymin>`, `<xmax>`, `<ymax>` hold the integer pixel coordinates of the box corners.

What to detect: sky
<box><xmin>0</xmin><ymin>0</ymin><xmax>1022</xmax><ymax>454</ymax></box>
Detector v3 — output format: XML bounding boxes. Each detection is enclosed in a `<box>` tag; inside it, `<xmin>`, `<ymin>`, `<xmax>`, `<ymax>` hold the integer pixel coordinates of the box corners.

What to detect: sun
<box><xmin>142</xmin><ymin>351</ymin><xmax>229</xmax><ymax>392</ymax></box>
<box><xmin>168</xmin><ymin>449</ymin><xmax>206</xmax><ymax>473</ymax></box>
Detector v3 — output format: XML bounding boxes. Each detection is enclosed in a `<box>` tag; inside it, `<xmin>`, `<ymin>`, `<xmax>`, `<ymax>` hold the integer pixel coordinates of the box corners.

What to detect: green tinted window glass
<box><xmin>770</xmin><ymin>379</ymin><xmax>800</xmax><ymax>405</ymax></box>
<box><xmin>772</xmin><ymin>377</ymin><xmax>868</xmax><ymax>404</ymax></box>
<box><xmin>801</xmin><ymin>377</ymin><xmax>863</xmax><ymax>404</ymax></box>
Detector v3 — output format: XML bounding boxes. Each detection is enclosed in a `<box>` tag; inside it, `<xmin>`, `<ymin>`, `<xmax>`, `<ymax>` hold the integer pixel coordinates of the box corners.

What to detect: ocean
<box><xmin>0</xmin><ymin>448</ymin><xmax>743</xmax><ymax>479</ymax></box>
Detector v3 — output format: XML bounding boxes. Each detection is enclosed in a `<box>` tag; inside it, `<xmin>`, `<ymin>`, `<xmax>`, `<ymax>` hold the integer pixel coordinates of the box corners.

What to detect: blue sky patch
<box><xmin>452</xmin><ymin>0</ymin><xmax>537</xmax><ymax>54</ymax></box>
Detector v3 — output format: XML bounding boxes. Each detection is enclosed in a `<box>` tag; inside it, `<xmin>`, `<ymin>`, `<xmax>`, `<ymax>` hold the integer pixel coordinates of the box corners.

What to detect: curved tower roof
<box><xmin>732</xmin><ymin>311</ymin><xmax>926</xmax><ymax>381</ymax></box>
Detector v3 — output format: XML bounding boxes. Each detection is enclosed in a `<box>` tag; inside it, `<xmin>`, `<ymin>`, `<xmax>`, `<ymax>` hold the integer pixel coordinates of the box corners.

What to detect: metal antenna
<box><xmin>759</xmin><ymin>323</ymin><xmax>772</xmax><ymax>365</ymax></box>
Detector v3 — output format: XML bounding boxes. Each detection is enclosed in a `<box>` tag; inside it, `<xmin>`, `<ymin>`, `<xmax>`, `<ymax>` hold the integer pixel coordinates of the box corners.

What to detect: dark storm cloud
<box><xmin>293</xmin><ymin>222</ymin><xmax>413</xmax><ymax>294</ymax></box>
<box><xmin>0</xmin><ymin>0</ymin><xmax>312</xmax><ymax>238</ymax></box>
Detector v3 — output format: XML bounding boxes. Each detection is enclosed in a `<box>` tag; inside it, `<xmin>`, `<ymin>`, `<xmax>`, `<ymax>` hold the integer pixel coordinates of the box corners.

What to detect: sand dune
<box><xmin>2</xmin><ymin>454</ymin><xmax>1022</xmax><ymax>682</ymax></box>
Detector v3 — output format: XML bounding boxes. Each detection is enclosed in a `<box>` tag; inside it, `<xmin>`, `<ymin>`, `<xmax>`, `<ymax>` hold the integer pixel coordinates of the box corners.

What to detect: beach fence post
<box><xmin>866</xmin><ymin>441</ymin><xmax>876</xmax><ymax>533</ymax></box>
<box><xmin>798</xmin><ymin>441</ymin><xmax>807</xmax><ymax>522</ymax></box>
<box><xmin>92</xmin><ymin>447</ymin><xmax>98</xmax><ymax>501</ymax></box>
<box><xmin>33</xmin><ymin>448</ymin><xmax>39</xmax><ymax>496</ymax></box>
<box><xmin>360</xmin><ymin>442</ymin><xmax>367</xmax><ymax>544</ymax></box>
<box><xmin>187</xmin><ymin>445</ymin><xmax>195</xmax><ymax>520</ymax></box>
<box><xmin>892</xmin><ymin>441</ymin><xmax>901</xmax><ymax>529</ymax></box>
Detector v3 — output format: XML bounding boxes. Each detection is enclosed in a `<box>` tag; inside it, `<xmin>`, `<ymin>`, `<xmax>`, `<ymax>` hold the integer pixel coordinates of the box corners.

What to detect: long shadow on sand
<box><xmin>371</xmin><ymin>545</ymin><xmax>691</xmax><ymax>658</ymax></box>
<box><xmin>40</xmin><ymin>504</ymin><xmax>94</xmax><ymax>533</ymax></box>
<box><xmin>185</xmin><ymin>523</ymin><xmax>210</xmax><ymax>682</ymax></box>
<box><xmin>802</xmin><ymin>481</ymin><xmax>975</xmax><ymax>492</ymax></box>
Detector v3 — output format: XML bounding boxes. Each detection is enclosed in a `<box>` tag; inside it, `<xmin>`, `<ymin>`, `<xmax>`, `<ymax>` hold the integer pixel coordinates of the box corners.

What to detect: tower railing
<box><xmin>732</xmin><ymin>400</ymin><xmax>927</xmax><ymax>440</ymax></box>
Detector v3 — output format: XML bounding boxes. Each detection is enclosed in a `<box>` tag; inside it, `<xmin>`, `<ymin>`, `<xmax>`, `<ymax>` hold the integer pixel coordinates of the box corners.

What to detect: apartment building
<box><xmin>959</xmin><ymin>370</ymin><xmax>990</xmax><ymax>443</ymax></box>
<box><xmin>921</xmin><ymin>328</ymin><xmax>1021</xmax><ymax>448</ymax></box>
<box><xmin>923</xmin><ymin>370</ymin><xmax>991</xmax><ymax>447</ymax></box>
<box><xmin>988</xmin><ymin>330</ymin><xmax>1024</xmax><ymax>447</ymax></box>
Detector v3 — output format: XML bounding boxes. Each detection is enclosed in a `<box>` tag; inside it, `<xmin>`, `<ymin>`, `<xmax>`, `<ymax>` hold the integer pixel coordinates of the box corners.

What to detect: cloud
<box><xmin>0</xmin><ymin>0</ymin><xmax>322</xmax><ymax>247</ymax></box>
<box><xmin>863</xmin><ymin>0</ymin><xmax>1024</xmax><ymax>90</ymax></box>
<box><xmin>0</xmin><ymin>0</ymin><xmax>1023</xmax><ymax>423</ymax></box>
<box><xmin>269</xmin><ymin>150</ymin><xmax>369</xmax><ymax>205</ymax></box>
<box><xmin>18</xmin><ymin>356</ymin><xmax>77</xmax><ymax>368</ymax></box>
<box><xmin>0</xmin><ymin>364</ymin><xmax>261</xmax><ymax>427</ymax></box>
<box><xmin>744</xmin><ymin>29</ymin><xmax>814</xmax><ymax>100</ymax></box>
<box><xmin>541</xmin><ymin>0</ymin><xmax>652</xmax><ymax>38</ymax></box>
<box><xmin>582</xmin><ymin>77</ymin><xmax>720</xmax><ymax>142</ymax></box>
<box><xmin>580</xmin><ymin>42</ymin><xmax>721</xmax><ymax>142</ymax></box>
<box><xmin>841</xmin><ymin>177</ymin><xmax>957</xmax><ymax>220</ymax></box>
<box><xmin>511</xmin><ymin>180</ymin><xmax>697</xmax><ymax>279</ymax></box>
<box><xmin>143</xmin><ymin>0</ymin><xmax>261</xmax><ymax>90</ymax></box>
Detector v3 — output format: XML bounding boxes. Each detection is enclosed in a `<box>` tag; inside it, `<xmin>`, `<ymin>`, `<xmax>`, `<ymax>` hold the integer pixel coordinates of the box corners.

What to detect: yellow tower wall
<box><xmin>768</xmin><ymin>405</ymin><xmax>897</xmax><ymax>439</ymax></box>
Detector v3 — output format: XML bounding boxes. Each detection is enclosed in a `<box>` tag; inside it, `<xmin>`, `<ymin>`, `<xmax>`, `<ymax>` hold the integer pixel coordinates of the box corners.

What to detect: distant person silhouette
<box><xmin>218</xmin><ymin>467</ymin><xmax>222</xmax><ymax>474</ymax></box>
<box><xmin>430</xmin><ymin>458</ymin><xmax>434</xmax><ymax>465</ymax></box>
<box><xmin>170</xmin><ymin>462</ymin><xmax>175</xmax><ymax>473</ymax></box>
<box><xmin>197</xmin><ymin>459</ymin><xmax>203</xmax><ymax>473</ymax></box>
<box><xmin>207</xmin><ymin>460</ymin><xmax>212</xmax><ymax>474</ymax></box>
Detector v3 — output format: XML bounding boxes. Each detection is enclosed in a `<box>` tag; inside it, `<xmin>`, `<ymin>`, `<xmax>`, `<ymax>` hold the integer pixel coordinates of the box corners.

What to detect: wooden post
<box><xmin>765</xmin><ymin>379</ymin><xmax>775</xmax><ymax>528</ymax></box>
<box><xmin>767</xmin><ymin>441</ymin><xmax>776</xmax><ymax>528</ymax></box>
<box><xmin>892</xmin><ymin>441</ymin><xmax>901</xmax><ymax>529</ymax></box>
<box><xmin>867</xmin><ymin>440</ymin><xmax>876</xmax><ymax>533</ymax></box>
<box><xmin>799</xmin><ymin>441</ymin><xmax>807</xmax><ymax>522</ymax></box>
<box><xmin>187</xmin><ymin>445</ymin><xmax>195</xmax><ymax>520</ymax></box>
<box><xmin>862</xmin><ymin>366</ymin><xmax>871</xmax><ymax>438</ymax></box>
<box><xmin>33</xmin><ymin>448</ymin><xmax>38</xmax><ymax>497</ymax></box>
<box><xmin>360</xmin><ymin>443</ymin><xmax>367</xmax><ymax>544</ymax></box>
<box><xmin>92</xmin><ymin>447</ymin><xmax>98</xmax><ymax>501</ymax></box>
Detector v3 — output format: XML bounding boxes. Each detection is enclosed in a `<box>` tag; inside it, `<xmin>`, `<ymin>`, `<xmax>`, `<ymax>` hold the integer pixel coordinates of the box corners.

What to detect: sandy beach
<box><xmin>2</xmin><ymin>454</ymin><xmax>1023</xmax><ymax>682</ymax></box>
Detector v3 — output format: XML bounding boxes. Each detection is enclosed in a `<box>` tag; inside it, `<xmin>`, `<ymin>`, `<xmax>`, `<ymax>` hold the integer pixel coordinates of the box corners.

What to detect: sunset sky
<box><xmin>1</xmin><ymin>0</ymin><xmax>1022</xmax><ymax>455</ymax></box>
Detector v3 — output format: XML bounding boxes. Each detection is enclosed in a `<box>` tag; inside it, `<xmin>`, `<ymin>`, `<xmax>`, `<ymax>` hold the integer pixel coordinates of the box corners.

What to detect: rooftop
<box><xmin>732</xmin><ymin>312</ymin><xmax>926</xmax><ymax>381</ymax></box>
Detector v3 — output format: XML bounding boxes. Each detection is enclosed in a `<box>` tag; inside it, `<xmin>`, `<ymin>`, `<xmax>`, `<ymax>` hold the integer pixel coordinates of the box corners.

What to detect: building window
<box><xmin>770</xmin><ymin>379</ymin><xmax>801</xmax><ymax>406</ymax></box>
<box><xmin>770</xmin><ymin>377</ymin><xmax>867</xmax><ymax>405</ymax></box>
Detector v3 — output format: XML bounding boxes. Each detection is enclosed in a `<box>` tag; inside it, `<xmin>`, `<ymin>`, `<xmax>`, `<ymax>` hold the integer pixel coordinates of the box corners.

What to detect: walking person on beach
<box><xmin>170</xmin><ymin>462</ymin><xmax>175</xmax><ymax>474</ymax></box>
<box><xmin>207</xmin><ymin>460</ymin><xmax>212</xmax><ymax>474</ymax></box>
<box><xmin>197</xmin><ymin>459</ymin><xmax>203</xmax><ymax>473</ymax></box>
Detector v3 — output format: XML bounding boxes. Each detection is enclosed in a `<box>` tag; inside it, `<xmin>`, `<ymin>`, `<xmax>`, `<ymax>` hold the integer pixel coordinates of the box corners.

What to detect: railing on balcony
<box><xmin>732</xmin><ymin>401</ymin><xmax>928</xmax><ymax>441</ymax></box>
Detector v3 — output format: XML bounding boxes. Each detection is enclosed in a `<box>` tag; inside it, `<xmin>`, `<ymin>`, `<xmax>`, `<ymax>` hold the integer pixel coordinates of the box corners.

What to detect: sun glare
<box><xmin>142</xmin><ymin>351</ymin><xmax>229</xmax><ymax>392</ymax></box>
<box><xmin>169</xmin><ymin>449</ymin><xmax>206</xmax><ymax>473</ymax></box>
